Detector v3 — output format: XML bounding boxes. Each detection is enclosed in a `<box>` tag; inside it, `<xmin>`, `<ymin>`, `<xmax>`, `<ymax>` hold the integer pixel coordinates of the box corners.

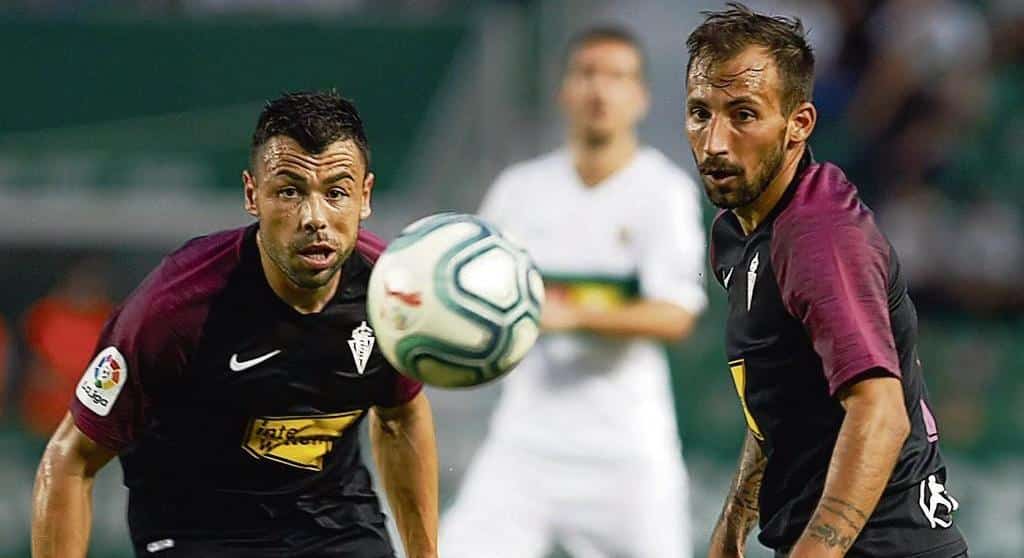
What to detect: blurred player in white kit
<box><xmin>441</xmin><ymin>27</ymin><xmax>707</xmax><ymax>558</ymax></box>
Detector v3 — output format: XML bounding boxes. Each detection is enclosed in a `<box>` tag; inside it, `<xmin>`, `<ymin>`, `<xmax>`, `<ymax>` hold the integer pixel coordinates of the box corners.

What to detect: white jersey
<box><xmin>479</xmin><ymin>147</ymin><xmax>707</xmax><ymax>460</ymax></box>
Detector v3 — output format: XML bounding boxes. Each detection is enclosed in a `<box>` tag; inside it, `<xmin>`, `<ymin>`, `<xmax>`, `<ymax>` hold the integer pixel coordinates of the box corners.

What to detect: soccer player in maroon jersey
<box><xmin>685</xmin><ymin>4</ymin><xmax>968</xmax><ymax>558</ymax></box>
<box><xmin>31</xmin><ymin>92</ymin><xmax>438</xmax><ymax>558</ymax></box>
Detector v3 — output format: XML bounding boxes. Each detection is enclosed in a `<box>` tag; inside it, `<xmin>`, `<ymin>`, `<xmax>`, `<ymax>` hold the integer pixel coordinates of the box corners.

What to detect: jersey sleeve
<box><xmin>69</xmin><ymin>268</ymin><xmax>185</xmax><ymax>452</ymax></box>
<box><xmin>356</xmin><ymin>228</ymin><xmax>387</xmax><ymax>261</ymax></box>
<box><xmin>772</xmin><ymin>205</ymin><xmax>901</xmax><ymax>396</ymax></box>
<box><xmin>637</xmin><ymin>173</ymin><xmax>709</xmax><ymax>315</ymax></box>
<box><xmin>376</xmin><ymin>366</ymin><xmax>425</xmax><ymax>408</ymax></box>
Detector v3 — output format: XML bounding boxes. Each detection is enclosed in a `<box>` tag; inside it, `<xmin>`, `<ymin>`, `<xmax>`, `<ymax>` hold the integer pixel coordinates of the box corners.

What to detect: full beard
<box><xmin>700</xmin><ymin>143</ymin><xmax>785</xmax><ymax>210</ymax></box>
<box><xmin>261</xmin><ymin>231</ymin><xmax>346</xmax><ymax>290</ymax></box>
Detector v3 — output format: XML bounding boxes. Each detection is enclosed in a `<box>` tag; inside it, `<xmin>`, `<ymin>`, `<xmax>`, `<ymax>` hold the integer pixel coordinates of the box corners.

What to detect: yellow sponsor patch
<box><xmin>565</xmin><ymin>283</ymin><xmax>629</xmax><ymax>310</ymax></box>
<box><xmin>729</xmin><ymin>359</ymin><xmax>764</xmax><ymax>441</ymax></box>
<box><xmin>242</xmin><ymin>411</ymin><xmax>363</xmax><ymax>471</ymax></box>
<box><xmin>543</xmin><ymin>275</ymin><xmax>639</xmax><ymax>311</ymax></box>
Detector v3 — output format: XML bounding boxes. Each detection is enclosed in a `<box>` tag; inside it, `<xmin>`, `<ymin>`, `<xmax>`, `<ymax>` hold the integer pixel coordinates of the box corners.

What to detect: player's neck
<box><xmin>256</xmin><ymin>234</ymin><xmax>340</xmax><ymax>314</ymax></box>
<box><xmin>569</xmin><ymin>131</ymin><xmax>638</xmax><ymax>187</ymax></box>
<box><xmin>733</xmin><ymin>144</ymin><xmax>807</xmax><ymax>235</ymax></box>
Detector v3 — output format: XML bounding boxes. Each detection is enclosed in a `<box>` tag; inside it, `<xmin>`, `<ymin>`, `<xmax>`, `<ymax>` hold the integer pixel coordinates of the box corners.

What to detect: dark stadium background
<box><xmin>1</xmin><ymin>1</ymin><xmax>1020</xmax><ymax>556</ymax></box>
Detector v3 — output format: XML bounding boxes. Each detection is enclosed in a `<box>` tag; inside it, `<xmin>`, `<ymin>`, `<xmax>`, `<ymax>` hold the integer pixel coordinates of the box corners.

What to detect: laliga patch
<box><xmin>76</xmin><ymin>346</ymin><xmax>127</xmax><ymax>417</ymax></box>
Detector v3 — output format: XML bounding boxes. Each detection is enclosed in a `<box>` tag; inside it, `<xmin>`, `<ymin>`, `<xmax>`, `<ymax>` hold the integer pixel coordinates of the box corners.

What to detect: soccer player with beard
<box><xmin>685</xmin><ymin>4</ymin><xmax>968</xmax><ymax>558</ymax></box>
<box><xmin>31</xmin><ymin>92</ymin><xmax>438</xmax><ymax>558</ymax></box>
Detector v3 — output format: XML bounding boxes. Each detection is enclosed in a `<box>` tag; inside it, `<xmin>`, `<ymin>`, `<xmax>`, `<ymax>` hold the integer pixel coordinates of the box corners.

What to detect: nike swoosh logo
<box><xmin>229</xmin><ymin>350</ymin><xmax>282</xmax><ymax>372</ymax></box>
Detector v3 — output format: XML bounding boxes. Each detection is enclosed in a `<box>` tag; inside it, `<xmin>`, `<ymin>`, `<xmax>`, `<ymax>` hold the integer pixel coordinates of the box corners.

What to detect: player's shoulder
<box><xmin>493</xmin><ymin>149</ymin><xmax>570</xmax><ymax>188</ymax></box>
<box><xmin>775</xmin><ymin>162</ymin><xmax>876</xmax><ymax>235</ymax></box>
<box><xmin>772</xmin><ymin>161</ymin><xmax>885</xmax><ymax>258</ymax></box>
<box><xmin>355</xmin><ymin>228</ymin><xmax>387</xmax><ymax>265</ymax></box>
<box><xmin>166</xmin><ymin>225</ymin><xmax>250</xmax><ymax>273</ymax></box>
<box><xmin>122</xmin><ymin>225</ymin><xmax>250</xmax><ymax>331</ymax></box>
<box><xmin>631</xmin><ymin>148</ymin><xmax>702</xmax><ymax>206</ymax></box>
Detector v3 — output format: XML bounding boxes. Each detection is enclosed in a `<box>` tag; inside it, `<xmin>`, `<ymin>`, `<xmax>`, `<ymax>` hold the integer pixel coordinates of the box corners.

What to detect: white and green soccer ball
<box><xmin>367</xmin><ymin>213</ymin><xmax>544</xmax><ymax>388</ymax></box>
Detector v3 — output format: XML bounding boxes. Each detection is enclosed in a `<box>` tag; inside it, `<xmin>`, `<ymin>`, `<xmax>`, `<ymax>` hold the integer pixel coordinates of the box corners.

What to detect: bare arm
<box><xmin>542</xmin><ymin>297</ymin><xmax>698</xmax><ymax>341</ymax></box>
<box><xmin>707</xmin><ymin>431</ymin><xmax>766</xmax><ymax>558</ymax></box>
<box><xmin>789</xmin><ymin>376</ymin><xmax>910</xmax><ymax>558</ymax></box>
<box><xmin>32</xmin><ymin>413</ymin><xmax>117</xmax><ymax>558</ymax></box>
<box><xmin>370</xmin><ymin>391</ymin><xmax>438</xmax><ymax>558</ymax></box>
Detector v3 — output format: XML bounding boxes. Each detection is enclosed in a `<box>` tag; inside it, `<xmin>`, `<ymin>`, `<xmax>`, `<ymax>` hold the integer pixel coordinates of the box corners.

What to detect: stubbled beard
<box><xmin>699</xmin><ymin>143</ymin><xmax>785</xmax><ymax>210</ymax></box>
<box><xmin>259</xmin><ymin>230</ymin><xmax>343</xmax><ymax>290</ymax></box>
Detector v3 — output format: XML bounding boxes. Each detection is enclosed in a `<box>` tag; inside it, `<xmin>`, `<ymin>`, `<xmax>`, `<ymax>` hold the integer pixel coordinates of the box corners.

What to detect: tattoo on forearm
<box><xmin>734</xmin><ymin>466</ymin><xmax>762</xmax><ymax>512</ymax></box>
<box><xmin>806</xmin><ymin>517</ymin><xmax>854</xmax><ymax>550</ymax></box>
<box><xmin>804</xmin><ymin>497</ymin><xmax>869</xmax><ymax>551</ymax></box>
<box><xmin>822</xmin><ymin>496</ymin><xmax>868</xmax><ymax>523</ymax></box>
<box><xmin>819</xmin><ymin>502</ymin><xmax>862</xmax><ymax>531</ymax></box>
<box><xmin>712</xmin><ymin>436</ymin><xmax>766</xmax><ymax>553</ymax></box>
<box><xmin>720</xmin><ymin>435</ymin><xmax>767</xmax><ymax>539</ymax></box>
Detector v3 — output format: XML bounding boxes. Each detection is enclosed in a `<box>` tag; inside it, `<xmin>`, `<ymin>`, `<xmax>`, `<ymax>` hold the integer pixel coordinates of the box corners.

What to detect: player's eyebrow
<box><xmin>725</xmin><ymin>95</ymin><xmax>764</xmax><ymax>107</ymax></box>
<box><xmin>322</xmin><ymin>170</ymin><xmax>355</xmax><ymax>184</ymax></box>
<box><xmin>272</xmin><ymin>169</ymin><xmax>309</xmax><ymax>183</ymax></box>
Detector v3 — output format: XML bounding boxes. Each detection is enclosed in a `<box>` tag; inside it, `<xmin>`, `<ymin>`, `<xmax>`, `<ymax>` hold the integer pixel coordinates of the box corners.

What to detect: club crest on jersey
<box><xmin>747</xmin><ymin>251</ymin><xmax>759</xmax><ymax>311</ymax></box>
<box><xmin>348</xmin><ymin>321</ymin><xmax>375</xmax><ymax>374</ymax></box>
<box><xmin>76</xmin><ymin>346</ymin><xmax>128</xmax><ymax>417</ymax></box>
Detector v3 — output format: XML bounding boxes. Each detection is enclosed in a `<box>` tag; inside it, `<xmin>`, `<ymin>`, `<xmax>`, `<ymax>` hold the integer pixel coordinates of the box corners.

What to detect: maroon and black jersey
<box><xmin>70</xmin><ymin>224</ymin><xmax>422</xmax><ymax>557</ymax></box>
<box><xmin>709</xmin><ymin>153</ymin><xmax>967</xmax><ymax>557</ymax></box>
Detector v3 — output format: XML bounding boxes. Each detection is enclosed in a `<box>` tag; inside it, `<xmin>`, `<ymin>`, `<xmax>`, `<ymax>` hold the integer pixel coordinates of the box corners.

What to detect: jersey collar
<box><xmin>757</xmin><ymin>146</ymin><xmax>815</xmax><ymax>231</ymax></box>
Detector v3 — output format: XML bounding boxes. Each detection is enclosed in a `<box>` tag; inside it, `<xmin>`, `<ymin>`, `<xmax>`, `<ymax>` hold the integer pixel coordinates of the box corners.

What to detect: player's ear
<box><xmin>360</xmin><ymin>172</ymin><xmax>375</xmax><ymax>220</ymax></box>
<box><xmin>243</xmin><ymin>170</ymin><xmax>259</xmax><ymax>218</ymax></box>
<box><xmin>787</xmin><ymin>101</ymin><xmax>817</xmax><ymax>146</ymax></box>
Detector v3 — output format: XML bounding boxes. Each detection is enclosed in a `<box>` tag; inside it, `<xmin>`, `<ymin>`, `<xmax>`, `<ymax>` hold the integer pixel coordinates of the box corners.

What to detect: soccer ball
<box><xmin>367</xmin><ymin>213</ymin><xmax>544</xmax><ymax>388</ymax></box>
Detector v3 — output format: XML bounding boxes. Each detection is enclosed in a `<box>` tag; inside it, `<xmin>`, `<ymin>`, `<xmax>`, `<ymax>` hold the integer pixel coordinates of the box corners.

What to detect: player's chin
<box><xmin>289</xmin><ymin>256</ymin><xmax>342</xmax><ymax>287</ymax></box>
<box><xmin>704</xmin><ymin>185</ymin><xmax>747</xmax><ymax>210</ymax></box>
<box><xmin>580</xmin><ymin>123</ymin><xmax>615</xmax><ymax>144</ymax></box>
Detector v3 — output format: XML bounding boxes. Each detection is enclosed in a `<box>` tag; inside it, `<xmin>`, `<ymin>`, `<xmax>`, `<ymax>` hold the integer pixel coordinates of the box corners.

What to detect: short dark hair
<box><xmin>566</xmin><ymin>25</ymin><xmax>647</xmax><ymax>80</ymax></box>
<box><xmin>686</xmin><ymin>2</ymin><xmax>814</xmax><ymax>114</ymax></box>
<box><xmin>251</xmin><ymin>90</ymin><xmax>370</xmax><ymax>167</ymax></box>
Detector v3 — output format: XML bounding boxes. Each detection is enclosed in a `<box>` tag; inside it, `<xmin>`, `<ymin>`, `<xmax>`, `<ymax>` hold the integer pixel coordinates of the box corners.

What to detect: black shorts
<box><xmin>132</xmin><ymin>532</ymin><xmax>395</xmax><ymax>558</ymax></box>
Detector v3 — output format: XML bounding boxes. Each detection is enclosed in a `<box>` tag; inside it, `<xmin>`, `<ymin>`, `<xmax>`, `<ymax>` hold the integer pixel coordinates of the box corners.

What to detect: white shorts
<box><xmin>440</xmin><ymin>438</ymin><xmax>692</xmax><ymax>558</ymax></box>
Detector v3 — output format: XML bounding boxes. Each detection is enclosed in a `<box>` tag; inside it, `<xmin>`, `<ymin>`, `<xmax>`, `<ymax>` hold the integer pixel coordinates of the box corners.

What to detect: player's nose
<box><xmin>702</xmin><ymin>115</ymin><xmax>730</xmax><ymax>158</ymax></box>
<box><xmin>299</xmin><ymin>196</ymin><xmax>328</xmax><ymax>233</ymax></box>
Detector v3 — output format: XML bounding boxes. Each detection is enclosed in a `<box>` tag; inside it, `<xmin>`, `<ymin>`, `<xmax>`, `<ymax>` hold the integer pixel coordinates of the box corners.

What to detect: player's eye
<box><xmin>689</xmin><ymin>107</ymin><xmax>710</xmax><ymax>121</ymax></box>
<box><xmin>736</xmin><ymin>109</ymin><xmax>757</xmax><ymax>122</ymax></box>
<box><xmin>326</xmin><ymin>187</ymin><xmax>349</xmax><ymax>200</ymax></box>
<box><xmin>278</xmin><ymin>186</ymin><xmax>300</xmax><ymax>199</ymax></box>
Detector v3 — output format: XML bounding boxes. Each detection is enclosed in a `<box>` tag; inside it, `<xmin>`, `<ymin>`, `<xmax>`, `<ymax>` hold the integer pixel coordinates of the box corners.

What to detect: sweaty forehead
<box><xmin>687</xmin><ymin>47</ymin><xmax>780</xmax><ymax>105</ymax></box>
<box><xmin>258</xmin><ymin>136</ymin><xmax>364</xmax><ymax>177</ymax></box>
